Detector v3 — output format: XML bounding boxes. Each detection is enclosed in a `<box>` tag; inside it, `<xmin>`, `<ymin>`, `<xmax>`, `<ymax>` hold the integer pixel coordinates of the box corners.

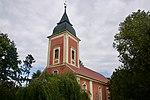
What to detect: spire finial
<box><xmin>64</xmin><ymin>0</ymin><xmax>67</xmax><ymax>10</ymax></box>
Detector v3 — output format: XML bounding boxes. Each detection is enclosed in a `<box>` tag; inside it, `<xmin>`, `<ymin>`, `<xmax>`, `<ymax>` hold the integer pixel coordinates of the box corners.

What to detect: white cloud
<box><xmin>0</xmin><ymin>0</ymin><xmax>150</xmax><ymax>77</ymax></box>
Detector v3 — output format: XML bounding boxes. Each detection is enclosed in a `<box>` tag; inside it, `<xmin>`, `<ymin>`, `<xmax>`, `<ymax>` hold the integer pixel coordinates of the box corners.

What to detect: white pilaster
<box><xmin>63</xmin><ymin>32</ymin><xmax>69</xmax><ymax>63</ymax></box>
<box><xmin>77</xmin><ymin>41</ymin><xmax>79</xmax><ymax>68</ymax></box>
<box><xmin>89</xmin><ymin>81</ymin><xmax>93</xmax><ymax>100</ymax></box>
<box><xmin>46</xmin><ymin>38</ymin><xmax>51</xmax><ymax>67</ymax></box>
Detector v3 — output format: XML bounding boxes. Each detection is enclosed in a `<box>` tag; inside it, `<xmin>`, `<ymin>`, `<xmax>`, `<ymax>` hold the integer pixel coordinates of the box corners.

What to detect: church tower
<box><xmin>47</xmin><ymin>6</ymin><xmax>80</xmax><ymax>71</ymax></box>
<box><xmin>45</xmin><ymin>4</ymin><xmax>110</xmax><ymax>100</ymax></box>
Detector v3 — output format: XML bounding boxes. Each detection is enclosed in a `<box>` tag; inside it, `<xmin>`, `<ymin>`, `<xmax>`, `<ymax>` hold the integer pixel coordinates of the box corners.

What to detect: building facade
<box><xmin>44</xmin><ymin>6</ymin><xmax>109</xmax><ymax>100</ymax></box>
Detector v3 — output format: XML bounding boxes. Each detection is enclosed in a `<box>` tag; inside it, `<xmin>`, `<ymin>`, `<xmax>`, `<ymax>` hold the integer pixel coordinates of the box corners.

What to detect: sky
<box><xmin>0</xmin><ymin>0</ymin><xmax>150</xmax><ymax>77</ymax></box>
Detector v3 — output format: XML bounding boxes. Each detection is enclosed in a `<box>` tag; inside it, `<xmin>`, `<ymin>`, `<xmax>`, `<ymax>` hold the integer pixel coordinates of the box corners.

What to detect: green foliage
<box><xmin>110</xmin><ymin>69</ymin><xmax>134</xmax><ymax>100</ymax></box>
<box><xmin>23</xmin><ymin>54</ymin><xmax>35</xmax><ymax>77</ymax></box>
<box><xmin>0</xmin><ymin>33</ymin><xmax>20</xmax><ymax>83</ymax></box>
<box><xmin>81</xmin><ymin>91</ymin><xmax>90</xmax><ymax>100</ymax></box>
<box><xmin>59</xmin><ymin>72</ymin><xmax>81</xmax><ymax>100</ymax></box>
<box><xmin>21</xmin><ymin>54</ymin><xmax>35</xmax><ymax>85</ymax></box>
<box><xmin>16</xmin><ymin>72</ymin><xmax>89</xmax><ymax>100</ymax></box>
<box><xmin>16</xmin><ymin>74</ymin><xmax>61</xmax><ymax>100</ymax></box>
<box><xmin>111</xmin><ymin>10</ymin><xmax>150</xmax><ymax>100</ymax></box>
<box><xmin>32</xmin><ymin>70</ymin><xmax>41</xmax><ymax>79</ymax></box>
<box><xmin>0</xmin><ymin>33</ymin><xmax>35</xmax><ymax>86</ymax></box>
<box><xmin>0</xmin><ymin>33</ymin><xmax>36</xmax><ymax>100</ymax></box>
<box><xmin>0</xmin><ymin>81</ymin><xmax>17</xmax><ymax>100</ymax></box>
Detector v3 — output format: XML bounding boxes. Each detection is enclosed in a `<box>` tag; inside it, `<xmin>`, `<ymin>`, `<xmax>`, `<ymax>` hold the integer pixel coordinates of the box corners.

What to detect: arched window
<box><xmin>82</xmin><ymin>82</ymin><xmax>87</xmax><ymax>91</ymax></box>
<box><xmin>53</xmin><ymin>70</ymin><xmax>58</xmax><ymax>75</ymax></box>
<box><xmin>55</xmin><ymin>49</ymin><xmax>59</xmax><ymax>59</ymax></box>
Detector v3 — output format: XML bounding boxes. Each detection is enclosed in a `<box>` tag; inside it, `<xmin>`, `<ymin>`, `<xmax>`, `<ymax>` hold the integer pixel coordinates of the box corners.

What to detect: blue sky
<box><xmin>0</xmin><ymin>0</ymin><xmax>150</xmax><ymax>77</ymax></box>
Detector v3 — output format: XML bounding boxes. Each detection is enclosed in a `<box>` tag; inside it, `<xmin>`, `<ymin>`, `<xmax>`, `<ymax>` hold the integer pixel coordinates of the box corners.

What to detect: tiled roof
<box><xmin>69</xmin><ymin>65</ymin><xmax>109</xmax><ymax>83</ymax></box>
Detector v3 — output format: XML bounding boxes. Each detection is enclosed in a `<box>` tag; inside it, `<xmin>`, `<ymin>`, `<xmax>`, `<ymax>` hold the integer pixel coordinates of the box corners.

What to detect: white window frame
<box><xmin>70</xmin><ymin>47</ymin><xmax>76</xmax><ymax>66</ymax></box>
<box><xmin>82</xmin><ymin>81</ymin><xmax>87</xmax><ymax>91</ymax></box>
<box><xmin>53</xmin><ymin>46</ymin><xmax>60</xmax><ymax>65</ymax></box>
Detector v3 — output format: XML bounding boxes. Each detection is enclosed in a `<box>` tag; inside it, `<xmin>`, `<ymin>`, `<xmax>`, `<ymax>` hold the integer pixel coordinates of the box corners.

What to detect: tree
<box><xmin>21</xmin><ymin>54</ymin><xmax>35</xmax><ymax>85</ymax></box>
<box><xmin>111</xmin><ymin>10</ymin><xmax>150</xmax><ymax>100</ymax></box>
<box><xmin>32</xmin><ymin>70</ymin><xmax>41</xmax><ymax>79</ymax></box>
<box><xmin>0</xmin><ymin>33</ymin><xmax>36</xmax><ymax>99</ymax></box>
<box><xmin>16</xmin><ymin>72</ymin><xmax>89</xmax><ymax>100</ymax></box>
<box><xmin>0</xmin><ymin>33</ymin><xmax>21</xmax><ymax>84</ymax></box>
<box><xmin>59</xmin><ymin>72</ymin><xmax>82</xmax><ymax>100</ymax></box>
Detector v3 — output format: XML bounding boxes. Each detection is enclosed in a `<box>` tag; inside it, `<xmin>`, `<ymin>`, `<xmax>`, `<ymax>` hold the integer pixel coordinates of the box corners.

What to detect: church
<box><xmin>44</xmin><ymin>5</ymin><xmax>109</xmax><ymax>100</ymax></box>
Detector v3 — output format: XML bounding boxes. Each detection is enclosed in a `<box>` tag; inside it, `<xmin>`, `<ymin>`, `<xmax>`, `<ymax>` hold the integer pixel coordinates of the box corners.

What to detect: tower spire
<box><xmin>58</xmin><ymin>0</ymin><xmax>71</xmax><ymax>25</ymax></box>
<box><xmin>52</xmin><ymin>0</ymin><xmax>77</xmax><ymax>37</ymax></box>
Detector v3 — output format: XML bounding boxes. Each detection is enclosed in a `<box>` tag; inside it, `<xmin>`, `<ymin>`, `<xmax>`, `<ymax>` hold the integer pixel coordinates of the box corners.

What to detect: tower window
<box><xmin>55</xmin><ymin>49</ymin><xmax>59</xmax><ymax>59</ymax></box>
<box><xmin>53</xmin><ymin>47</ymin><xmax>60</xmax><ymax>65</ymax></box>
<box><xmin>70</xmin><ymin>47</ymin><xmax>76</xmax><ymax>66</ymax></box>
<box><xmin>72</xmin><ymin>50</ymin><xmax>75</xmax><ymax>59</ymax></box>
